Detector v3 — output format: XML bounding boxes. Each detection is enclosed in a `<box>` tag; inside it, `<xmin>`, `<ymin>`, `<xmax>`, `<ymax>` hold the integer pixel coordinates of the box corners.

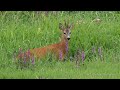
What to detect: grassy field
<box><xmin>0</xmin><ymin>11</ymin><xmax>120</xmax><ymax>79</ymax></box>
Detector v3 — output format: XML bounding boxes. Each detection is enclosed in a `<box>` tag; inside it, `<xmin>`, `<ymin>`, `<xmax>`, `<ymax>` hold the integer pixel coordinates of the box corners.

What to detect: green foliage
<box><xmin>0</xmin><ymin>11</ymin><xmax>120</xmax><ymax>79</ymax></box>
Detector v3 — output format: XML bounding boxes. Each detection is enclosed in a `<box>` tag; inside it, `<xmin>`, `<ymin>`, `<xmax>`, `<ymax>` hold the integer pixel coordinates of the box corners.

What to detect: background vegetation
<box><xmin>0</xmin><ymin>11</ymin><xmax>120</xmax><ymax>79</ymax></box>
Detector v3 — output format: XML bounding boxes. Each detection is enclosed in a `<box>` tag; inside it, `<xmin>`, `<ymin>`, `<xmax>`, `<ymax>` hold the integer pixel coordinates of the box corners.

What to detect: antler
<box><xmin>64</xmin><ymin>20</ymin><xmax>69</xmax><ymax>28</ymax></box>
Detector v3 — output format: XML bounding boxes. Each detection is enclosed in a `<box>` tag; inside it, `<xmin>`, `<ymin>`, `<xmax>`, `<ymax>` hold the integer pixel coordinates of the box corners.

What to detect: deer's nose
<box><xmin>67</xmin><ymin>38</ymin><xmax>70</xmax><ymax>40</ymax></box>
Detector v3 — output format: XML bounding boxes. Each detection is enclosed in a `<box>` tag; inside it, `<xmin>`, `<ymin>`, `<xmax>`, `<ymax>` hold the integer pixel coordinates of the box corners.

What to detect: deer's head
<box><xmin>59</xmin><ymin>21</ymin><xmax>73</xmax><ymax>41</ymax></box>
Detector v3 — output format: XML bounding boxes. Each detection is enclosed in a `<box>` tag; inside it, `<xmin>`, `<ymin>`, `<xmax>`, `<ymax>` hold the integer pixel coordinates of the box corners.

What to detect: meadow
<box><xmin>0</xmin><ymin>11</ymin><xmax>120</xmax><ymax>79</ymax></box>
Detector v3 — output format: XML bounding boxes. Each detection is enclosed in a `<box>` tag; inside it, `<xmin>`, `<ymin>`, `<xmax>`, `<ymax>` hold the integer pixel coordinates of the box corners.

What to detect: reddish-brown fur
<box><xmin>17</xmin><ymin>22</ymin><xmax>73</xmax><ymax>61</ymax></box>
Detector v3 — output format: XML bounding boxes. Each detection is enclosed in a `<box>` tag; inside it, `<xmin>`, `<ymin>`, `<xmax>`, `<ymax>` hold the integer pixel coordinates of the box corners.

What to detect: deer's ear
<box><xmin>59</xmin><ymin>23</ymin><xmax>64</xmax><ymax>30</ymax></box>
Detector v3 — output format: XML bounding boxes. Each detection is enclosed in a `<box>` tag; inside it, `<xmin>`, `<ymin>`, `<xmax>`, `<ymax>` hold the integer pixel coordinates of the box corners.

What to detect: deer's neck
<box><xmin>60</xmin><ymin>35</ymin><xmax>69</xmax><ymax>53</ymax></box>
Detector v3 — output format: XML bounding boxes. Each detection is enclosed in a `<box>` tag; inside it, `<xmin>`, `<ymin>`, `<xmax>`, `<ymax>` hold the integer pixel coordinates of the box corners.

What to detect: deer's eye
<box><xmin>64</xmin><ymin>33</ymin><xmax>66</xmax><ymax>34</ymax></box>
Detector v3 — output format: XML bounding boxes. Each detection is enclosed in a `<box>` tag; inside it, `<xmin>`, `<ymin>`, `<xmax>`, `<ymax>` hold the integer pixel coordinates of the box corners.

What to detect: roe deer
<box><xmin>17</xmin><ymin>21</ymin><xmax>73</xmax><ymax>61</ymax></box>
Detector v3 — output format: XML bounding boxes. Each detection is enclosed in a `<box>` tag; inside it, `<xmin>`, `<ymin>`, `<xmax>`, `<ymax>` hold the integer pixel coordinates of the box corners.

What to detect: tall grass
<box><xmin>0</xmin><ymin>11</ymin><xmax>120</xmax><ymax>79</ymax></box>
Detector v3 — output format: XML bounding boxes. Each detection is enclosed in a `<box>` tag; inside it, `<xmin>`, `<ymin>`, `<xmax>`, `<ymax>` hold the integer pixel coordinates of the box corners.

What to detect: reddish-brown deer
<box><xmin>17</xmin><ymin>21</ymin><xmax>73</xmax><ymax>61</ymax></box>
